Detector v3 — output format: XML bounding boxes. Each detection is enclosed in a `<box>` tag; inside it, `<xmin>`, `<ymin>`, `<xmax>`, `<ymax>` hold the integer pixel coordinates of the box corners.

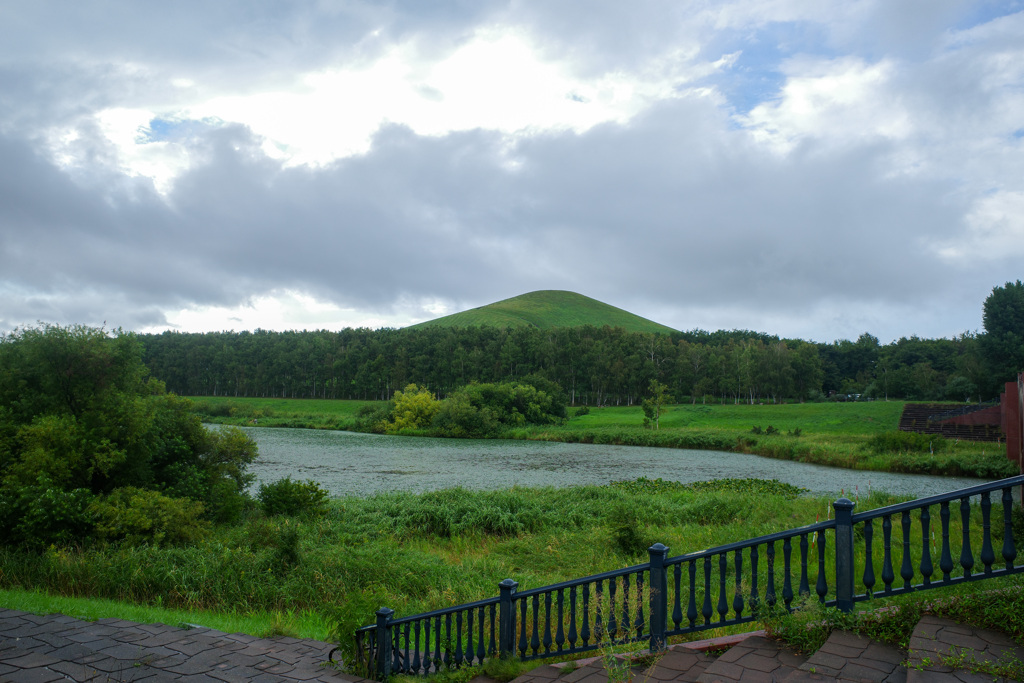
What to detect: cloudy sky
<box><xmin>2</xmin><ymin>1</ymin><xmax>1022</xmax><ymax>343</ymax></box>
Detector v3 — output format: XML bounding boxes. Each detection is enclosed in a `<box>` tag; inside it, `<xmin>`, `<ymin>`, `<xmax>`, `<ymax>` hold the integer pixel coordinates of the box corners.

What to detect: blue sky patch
<box><xmin>952</xmin><ymin>1</ymin><xmax>1023</xmax><ymax>31</ymax></box>
<box><xmin>136</xmin><ymin>117</ymin><xmax>220</xmax><ymax>144</ymax></box>
<box><xmin>705</xmin><ymin>21</ymin><xmax>835</xmax><ymax>115</ymax></box>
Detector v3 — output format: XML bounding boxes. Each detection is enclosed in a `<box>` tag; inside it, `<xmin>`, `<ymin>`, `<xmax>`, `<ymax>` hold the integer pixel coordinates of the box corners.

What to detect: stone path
<box><xmin>0</xmin><ymin>608</ymin><xmax>369</xmax><ymax>682</ymax></box>
<box><xmin>3</xmin><ymin>608</ymin><xmax>1024</xmax><ymax>682</ymax></box>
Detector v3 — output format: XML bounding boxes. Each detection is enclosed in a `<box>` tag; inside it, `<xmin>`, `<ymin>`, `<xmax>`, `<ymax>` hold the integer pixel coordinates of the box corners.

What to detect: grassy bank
<box><xmin>191</xmin><ymin>397</ymin><xmax>1015</xmax><ymax>478</ymax></box>
<box><xmin>2</xmin><ymin>477</ymin><xmax>1022</xmax><ymax>676</ymax></box>
<box><xmin>0</xmin><ymin>479</ymin><xmax>874</xmax><ymax>642</ymax></box>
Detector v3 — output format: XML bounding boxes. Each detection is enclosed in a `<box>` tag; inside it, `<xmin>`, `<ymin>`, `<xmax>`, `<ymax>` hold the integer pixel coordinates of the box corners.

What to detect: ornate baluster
<box><xmin>920</xmin><ymin>507</ymin><xmax>933</xmax><ymax>588</ymax></box>
<box><xmin>394</xmin><ymin>624</ymin><xmax>402</xmax><ymax>673</ymax></box>
<box><xmin>531</xmin><ymin>594</ymin><xmax>540</xmax><ymax>655</ymax></box>
<box><xmin>620</xmin><ymin>574</ymin><xmax>629</xmax><ymax>639</ymax></box>
<box><xmin>488</xmin><ymin>603</ymin><xmax>496</xmax><ymax>656</ymax></box>
<box><xmin>445</xmin><ymin>614</ymin><xmax>452</xmax><ymax>667</ymax></box>
<box><xmin>799</xmin><ymin>533</ymin><xmax>810</xmax><ymax>597</ymax></box>
<box><xmin>733</xmin><ymin>549</ymin><xmax>744</xmax><ymax>618</ymax></box>
<box><xmin>940</xmin><ymin>501</ymin><xmax>954</xmax><ymax>581</ymax></box>
<box><xmin>595</xmin><ymin>580</ymin><xmax>604</xmax><ymax>642</ymax></box>
<box><xmin>568</xmin><ymin>585</ymin><xmax>578</xmax><ymax>650</ymax></box>
<box><xmin>766</xmin><ymin>541</ymin><xmax>777</xmax><ymax>608</ymax></box>
<box><xmin>434</xmin><ymin>616</ymin><xmax>443</xmax><ymax>672</ymax></box>
<box><xmin>981</xmin><ymin>492</ymin><xmax>995</xmax><ymax>575</ymax></box>
<box><xmin>750</xmin><ymin>544</ymin><xmax>760</xmax><ymax>613</ymax></box>
<box><xmin>960</xmin><ymin>497</ymin><xmax>975</xmax><ymax>579</ymax></box>
<box><xmin>782</xmin><ymin>537</ymin><xmax>794</xmax><ymax>609</ymax></box>
<box><xmin>607</xmin><ymin>577</ymin><xmax>618</xmax><ymax>640</ymax></box>
<box><xmin>881</xmin><ymin>515</ymin><xmax>895</xmax><ymax>593</ymax></box>
<box><xmin>635</xmin><ymin>572</ymin><xmax>645</xmax><ymax>638</ymax></box>
<box><xmin>815</xmin><ymin>529</ymin><xmax>827</xmax><ymax>603</ymax></box>
<box><xmin>477</xmin><ymin>606</ymin><xmax>486</xmax><ymax>664</ymax></box>
<box><xmin>863</xmin><ymin>519</ymin><xmax>876</xmax><ymax>596</ymax></box>
<box><xmin>424</xmin><ymin>618</ymin><xmax>433</xmax><ymax>674</ymax></box>
<box><xmin>581</xmin><ymin>583</ymin><xmax>591</xmax><ymax>646</ymax></box>
<box><xmin>465</xmin><ymin>609</ymin><xmax>474</xmax><ymax>666</ymax></box>
<box><xmin>455</xmin><ymin>611</ymin><xmax>464</xmax><ymax>666</ymax></box>
<box><xmin>412</xmin><ymin>621</ymin><xmax>422</xmax><ymax>674</ymax></box>
<box><xmin>1003</xmin><ymin>488</ymin><xmax>1017</xmax><ymax>570</ymax></box>
<box><xmin>687</xmin><ymin>561</ymin><xmax>698</xmax><ymax>627</ymax></box>
<box><xmin>673</xmin><ymin>563</ymin><xmax>684</xmax><ymax>629</ymax></box>
<box><xmin>900</xmin><ymin>511</ymin><xmax>913</xmax><ymax>590</ymax></box>
<box><xmin>543</xmin><ymin>592</ymin><xmax>553</xmax><ymax>653</ymax></box>
<box><xmin>702</xmin><ymin>556</ymin><xmax>713</xmax><ymax>624</ymax></box>
<box><xmin>717</xmin><ymin>553</ymin><xmax>728</xmax><ymax>622</ymax></box>
<box><xmin>402</xmin><ymin>622</ymin><xmax>410</xmax><ymax>673</ymax></box>
<box><xmin>518</xmin><ymin>599</ymin><xmax>527</xmax><ymax>658</ymax></box>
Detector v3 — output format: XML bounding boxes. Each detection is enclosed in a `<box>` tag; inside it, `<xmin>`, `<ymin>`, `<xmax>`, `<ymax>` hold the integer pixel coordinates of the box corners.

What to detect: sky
<box><xmin>1</xmin><ymin>1</ymin><xmax>1023</xmax><ymax>344</ymax></box>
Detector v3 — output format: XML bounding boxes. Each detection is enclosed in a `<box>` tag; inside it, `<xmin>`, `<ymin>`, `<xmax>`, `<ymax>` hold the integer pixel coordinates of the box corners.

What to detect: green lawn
<box><xmin>568</xmin><ymin>401</ymin><xmax>903</xmax><ymax>435</ymax></box>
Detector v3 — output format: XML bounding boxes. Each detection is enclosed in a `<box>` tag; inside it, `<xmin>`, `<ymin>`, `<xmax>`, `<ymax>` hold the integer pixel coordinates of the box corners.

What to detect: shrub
<box><xmin>867</xmin><ymin>430</ymin><xmax>948</xmax><ymax>454</ymax></box>
<box><xmin>609</xmin><ymin>503</ymin><xmax>653</xmax><ymax>558</ymax></box>
<box><xmin>0</xmin><ymin>477</ymin><xmax>95</xmax><ymax>548</ymax></box>
<box><xmin>90</xmin><ymin>487</ymin><xmax>210</xmax><ymax>547</ymax></box>
<box><xmin>258</xmin><ymin>477</ymin><xmax>330</xmax><ymax>517</ymax></box>
<box><xmin>574</xmin><ymin>405</ymin><xmax>590</xmax><ymax>417</ymax></box>
<box><xmin>270</xmin><ymin>521</ymin><xmax>302</xmax><ymax>575</ymax></box>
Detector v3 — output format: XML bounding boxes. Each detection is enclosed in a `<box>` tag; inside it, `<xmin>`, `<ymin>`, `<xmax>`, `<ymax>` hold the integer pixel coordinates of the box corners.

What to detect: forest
<box><xmin>138</xmin><ymin>281</ymin><xmax>1024</xmax><ymax>407</ymax></box>
<box><xmin>138</xmin><ymin>323</ymin><xmax>985</xmax><ymax>406</ymax></box>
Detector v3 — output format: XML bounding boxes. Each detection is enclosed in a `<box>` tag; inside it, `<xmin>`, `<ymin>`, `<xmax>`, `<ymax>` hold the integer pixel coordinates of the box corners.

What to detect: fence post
<box><xmin>498</xmin><ymin>578</ymin><xmax>519</xmax><ymax>658</ymax></box>
<box><xmin>375</xmin><ymin>607</ymin><xmax>394</xmax><ymax>680</ymax></box>
<box><xmin>648</xmin><ymin>543</ymin><xmax>669</xmax><ymax>652</ymax></box>
<box><xmin>833</xmin><ymin>498</ymin><xmax>856</xmax><ymax>613</ymax></box>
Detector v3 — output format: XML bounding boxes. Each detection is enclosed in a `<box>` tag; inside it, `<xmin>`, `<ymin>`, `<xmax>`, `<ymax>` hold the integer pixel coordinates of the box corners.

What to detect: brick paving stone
<box><xmin>1</xmin><ymin>668</ymin><xmax>66</xmax><ymax>682</ymax></box>
<box><xmin>697</xmin><ymin>635</ymin><xmax>805</xmax><ymax>682</ymax></box>
<box><xmin>4</xmin><ymin>651</ymin><xmax>63</xmax><ymax>669</ymax></box>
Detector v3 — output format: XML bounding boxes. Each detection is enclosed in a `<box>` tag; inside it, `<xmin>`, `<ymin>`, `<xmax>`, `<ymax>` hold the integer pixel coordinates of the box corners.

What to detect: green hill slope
<box><xmin>408</xmin><ymin>290</ymin><xmax>677</xmax><ymax>333</ymax></box>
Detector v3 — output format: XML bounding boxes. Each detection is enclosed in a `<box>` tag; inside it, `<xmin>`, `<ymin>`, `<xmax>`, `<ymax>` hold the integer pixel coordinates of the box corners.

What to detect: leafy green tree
<box><xmin>0</xmin><ymin>324</ymin><xmax>258</xmax><ymax>545</ymax></box>
<box><xmin>386</xmin><ymin>384</ymin><xmax>440</xmax><ymax>433</ymax></box>
<box><xmin>981</xmin><ymin>280</ymin><xmax>1024</xmax><ymax>392</ymax></box>
<box><xmin>641</xmin><ymin>380</ymin><xmax>671</xmax><ymax>429</ymax></box>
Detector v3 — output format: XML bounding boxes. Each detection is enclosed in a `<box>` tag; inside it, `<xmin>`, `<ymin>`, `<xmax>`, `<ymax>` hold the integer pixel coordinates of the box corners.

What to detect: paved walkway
<box><xmin>4</xmin><ymin>608</ymin><xmax>1024</xmax><ymax>682</ymax></box>
<box><xmin>0</xmin><ymin>608</ymin><xmax>369</xmax><ymax>682</ymax></box>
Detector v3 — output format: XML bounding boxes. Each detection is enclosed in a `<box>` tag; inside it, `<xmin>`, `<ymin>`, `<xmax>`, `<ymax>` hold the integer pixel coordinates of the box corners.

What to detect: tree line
<box><xmin>138</xmin><ymin>319</ymin><xmax>1012</xmax><ymax>407</ymax></box>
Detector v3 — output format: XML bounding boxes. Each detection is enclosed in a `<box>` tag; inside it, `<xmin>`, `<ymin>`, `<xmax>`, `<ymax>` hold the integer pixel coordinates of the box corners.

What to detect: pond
<box><xmin>233</xmin><ymin>426</ymin><xmax>993</xmax><ymax>499</ymax></box>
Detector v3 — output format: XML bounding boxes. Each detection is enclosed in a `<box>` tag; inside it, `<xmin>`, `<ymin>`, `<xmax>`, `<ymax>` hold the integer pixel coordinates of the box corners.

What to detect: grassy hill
<box><xmin>408</xmin><ymin>290</ymin><xmax>677</xmax><ymax>333</ymax></box>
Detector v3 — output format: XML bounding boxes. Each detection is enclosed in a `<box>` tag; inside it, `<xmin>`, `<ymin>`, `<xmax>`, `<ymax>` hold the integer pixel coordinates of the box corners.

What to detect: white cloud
<box><xmin>739</xmin><ymin>57</ymin><xmax>910</xmax><ymax>153</ymax></box>
<box><xmin>936</xmin><ymin>190</ymin><xmax>1024</xmax><ymax>261</ymax></box>
<box><xmin>65</xmin><ymin>25</ymin><xmax>722</xmax><ymax>187</ymax></box>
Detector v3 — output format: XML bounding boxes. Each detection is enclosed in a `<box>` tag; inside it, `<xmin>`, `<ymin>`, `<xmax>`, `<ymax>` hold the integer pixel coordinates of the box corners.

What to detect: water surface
<box><xmin>236</xmin><ymin>426</ymin><xmax>992</xmax><ymax>498</ymax></box>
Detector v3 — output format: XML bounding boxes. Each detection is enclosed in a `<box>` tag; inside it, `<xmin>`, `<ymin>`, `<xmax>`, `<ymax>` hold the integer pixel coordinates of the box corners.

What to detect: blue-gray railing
<box><xmin>353</xmin><ymin>474</ymin><xmax>1024</xmax><ymax>679</ymax></box>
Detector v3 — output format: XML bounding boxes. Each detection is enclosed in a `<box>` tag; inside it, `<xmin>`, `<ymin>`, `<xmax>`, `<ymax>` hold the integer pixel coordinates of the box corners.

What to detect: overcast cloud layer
<box><xmin>2</xmin><ymin>1</ymin><xmax>1023</xmax><ymax>343</ymax></box>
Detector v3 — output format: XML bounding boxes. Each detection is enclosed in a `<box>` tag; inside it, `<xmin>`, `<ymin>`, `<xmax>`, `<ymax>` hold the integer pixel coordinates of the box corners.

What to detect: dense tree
<box><xmin>138</xmin><ymin>297</ymin><xmax>1013</xmax><ymax>407</ymax></box>
<box><xmin>981</xmin><ymin>280</ymin><xmax>1024</xmax><ymax>392</ymax></box>
<box><xmin>0</xmin><ymin>324</ymin><xmax>258</xmax><ymax>546</ymax></box>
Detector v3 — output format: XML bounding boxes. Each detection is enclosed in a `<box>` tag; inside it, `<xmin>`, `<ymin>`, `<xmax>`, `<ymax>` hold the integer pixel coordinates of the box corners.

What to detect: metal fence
<box><xmin>354</xmin><ymin>474</ymin><xmax>1024</xmax><ymax>679</ymax></box>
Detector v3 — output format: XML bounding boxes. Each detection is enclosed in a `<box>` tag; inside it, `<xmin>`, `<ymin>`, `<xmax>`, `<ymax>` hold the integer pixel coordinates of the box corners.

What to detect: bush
<box><xmin>574</xmin><ymin>405</ymin><xmax>590</xmax><ymax>417</ymax></box>
<box><xmin>90</xmin><ymin>487</ymin><xmax>210</xmax><ymax>547</ymax></box>
<box><xmin>609</xmin><ymin>503</ymin><xmax>654</xmax><ymax>558</ymax></box>
<box><xmin>258</xmin><ymin>477</ymin><xmax>330</xmax><ymax>517</ymax></box>
<box><xmin>0</xmin><ymin>477</ymin><xmax>95</xmax><ymax>548</ymax></box>
<box><xmin>867</xmin><ymin>430</ymin><xmax>948</xmax><ymax>454</ymax></box>
<box><xmin>270</xmin><ymin>521</ymin><xmax>302</xmax><ymax>575</ymax></box>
